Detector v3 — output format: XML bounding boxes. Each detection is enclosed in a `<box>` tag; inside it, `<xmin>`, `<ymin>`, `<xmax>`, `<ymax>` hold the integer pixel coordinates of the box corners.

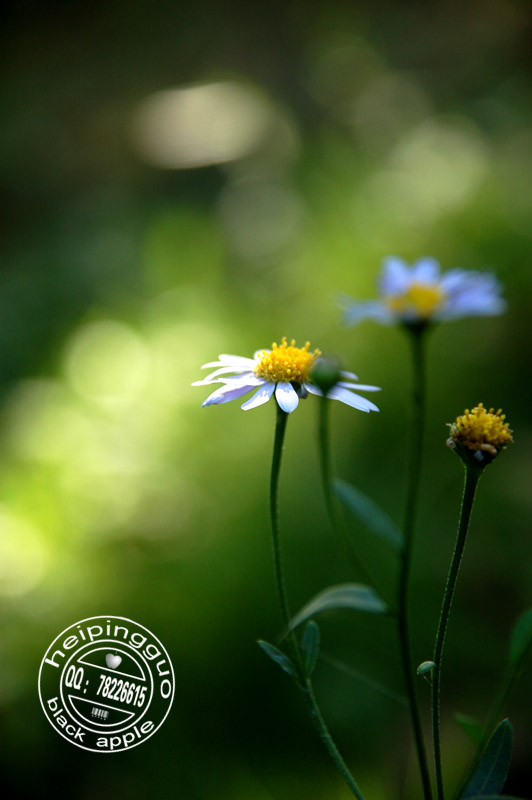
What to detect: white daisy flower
<box><xmin>342</xmin><ymin>256</ymin><xmax>506</xmax><ymax>326</ymax></box>
<box><xmin>193</xmin><ymin>337</ymin><xmax>380</xmax><ymax>414</ymax></box>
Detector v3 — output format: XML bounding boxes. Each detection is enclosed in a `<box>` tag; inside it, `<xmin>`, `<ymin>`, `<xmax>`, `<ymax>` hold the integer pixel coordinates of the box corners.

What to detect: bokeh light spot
<box><xmin>0</xmin><ymin>508</ymin><xmax>48</xmax><ymax>597</ymax></box>
<box><xmin>390</xmin><ymin>117</ymin><xmax>489</xmax><ymax>212</ymax></box>
<box><xmin>64</xmin><ymin>320</ymin><xmax>150</xmax><ymax>405</ymax></box>
<box><xmin>130</xmin><ymin>81</ymin><xmax>277</xmax><ymax>168</ymax></box>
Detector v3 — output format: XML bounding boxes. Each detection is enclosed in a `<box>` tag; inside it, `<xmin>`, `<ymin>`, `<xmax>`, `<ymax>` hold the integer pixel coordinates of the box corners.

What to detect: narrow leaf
<box><xmin>455</xmin><ymin>713</ymin><xmax>484</xmax><ymax>750</ymax></box>
<box><xmin>465</xmin><ymin>796</ymin><xmax>524</xmax><ymax>799</ymax></box>
<box><xmin>509</xmin><ymin>607</ymin><xmax>532</xmax><ymax>669</ymax></box>
<box><xmin>257</xmin><ymin>640</ymin><xmax>297</xmax><ymax>678</ymax></box>
<box><xmin>462</xmin><ymin>719</ymin><xmax>513</xmax><ymax>797</ymax></box>
<box><xmin>321</xmin><ymin>652</ymin><xmax>407</xmax><ymax>705</ymax></box>
<box><xmin>290</xmin><ymin>583</ymin><xmax>388</xmax><ymax>631</ymax></box>
<box><xmin>333</xmin><ymin>479</ymin><xmax>403</xmax><ymax>552</ymax></box>
<box><xmin>301</xmin><ymin>620</ymin><xmax>320</xmax><ymax>677</ymax></box>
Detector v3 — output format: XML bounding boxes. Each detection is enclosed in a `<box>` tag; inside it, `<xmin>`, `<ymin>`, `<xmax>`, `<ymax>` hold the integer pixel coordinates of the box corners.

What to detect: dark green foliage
<box><xmin>509</xmin><ymin>607</ymin><xmax>532</xmax><ymax>671</ymax></box>
<box><xmin>334</xmin><ymin>479</ymin><xmax>403</xmax><ymax>552</ymax></box>
<box><xmin>257</xmin><ymin>640</ymin><xmax>298</xmax><ymax>679</ymax></box>
<box><xmin>290</xmin><ymin>583</ymin><xmax>389</xmax><ymax>630</ymax></box>
<box><xmin>301</xmin><ymin>620</ymin><xmax>320</xmax><ymax>677</ymax></box>
<box><xmin>462</xmin><ymin>720</ymin><xmax>514</xmax><ymax>798</ymax></box>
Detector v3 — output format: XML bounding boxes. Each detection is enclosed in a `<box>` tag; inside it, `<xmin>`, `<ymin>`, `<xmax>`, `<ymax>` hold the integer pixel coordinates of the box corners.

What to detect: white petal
<box><xmin>337</xmin><ymin>382</ymin><xmax>381</xmax><ymax>392</ymax></box>
<box><xmin>380</xmin><ymin>256</ymin><xmax>410</xmax><ymax>295</ymax></box>
<box><xmin>275</xmin><ymin>382</ymin><xmax>299</xmax><ymax>413</ymax></box>
<box><xmin>194</xmin><ymin>373</ymin><xmax>259</xmax><ymax>387</ymax></box>
<box><xmin>447</xmin><ymin>272</ymin><xmax>501</xmax><ymax>297</ymax></box>
<box><xmin>202</xmin><ymin>382</ymin><xmax>258</xmax><ymax>407</ymax></box>
<box><xmin>438</xmin><ymin>271</ymin><xmax>506</xmax><ymax>320</ymax></box>
<box><xmin>201</xmin><ymin>355</ymin><xmax>256</xmax><ymax>369</ymax></box>
<box><xmin>198</xmin><ymin>366</ymin><xmax>255</xmax><ymax>382</ymax></box>
<box><xmin>305</xmin><ymin>384</ymin><xmax>323</xmax><ymax>397</ymax></box>
<box><xmin>218</xmin><ymin>354</ymin><xmax>257</xmax><ymax>364</ymax></box>
<box><xmin>220</xmin><ymin>375</ymin><xmax>262</xmax><ymax>386</ymax></box>
<box><xmin>241</xmin><ymin>382</ymin><xmax>275</xmax><ymax>410</ymax></box>
<box><xmin>328</xmin><ymin>386</ymin><xmax>379</xmax><ymax>413</ymax></box>
<box><xmin>339</xmin><ymin>370</ymin><xmax>359</xmax><ymax>381</ymax></box>
<box><xmin>411</xmin><ymin>257</ymin><xmax>441</xmax><ymax>284</ymax></box>
<box><xmin>342</xmin><ymin>300</ymin><xmax>394</xmax><ymax>326</ymax></box>
<box><xmin>192</xmin><ymin>378</ymin><xmax>216</xmax><ymax>386</ymax></box>
<box><xmin>439</xmin><ymin>268</ymin><xmax>471</xmax><ymax>292</ymax></box>
<box><xmin>439</xmin><ymin>295</ymin><xmax>506</xmax><ymax>320</ymax></box>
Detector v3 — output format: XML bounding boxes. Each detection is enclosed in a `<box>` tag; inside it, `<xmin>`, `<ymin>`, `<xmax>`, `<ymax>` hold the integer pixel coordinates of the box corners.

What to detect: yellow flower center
<box><xmin>451</xmin><ymin>403</ymin><xmax>513</xmax><ymax>454</ymax></box>
<box><xmin>254</xmin><ymin>337</ymin><xmax>321</xmax><ymax>384</ymax></box>
<box><xmin>387</xmin><ymin>283</ymin><xmax>446</xmax><ymax>318</ymax></box>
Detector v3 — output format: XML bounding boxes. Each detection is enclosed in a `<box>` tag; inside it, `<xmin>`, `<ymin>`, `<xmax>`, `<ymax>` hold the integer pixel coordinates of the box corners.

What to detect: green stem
<box><xmin>269</xmin><ymin>403</ymin><xmax>292</xmax><ymax>634</ymax></box>
<box><xmin>303</xmin><ymin>678</ymin><xmax>366</xmax><ymax>800</ymax></box>
<box><xmin>397</xmin><ymin>326</ymin><xmax>433</xmax><ymax>800</ymax></box>
<box><xmin>318</xmin><ymin>395</ymin><xmax>388</xmax><ymax>601</ymax></box>
<box><xmin>269</xmin><ymin>402</ymin><xmax>366</xmax><ymax>800</ymax></box>
<box><xmin>432</xmin><ymin>465</ymin><xmax>482</xmax><ymax>800</ymax></box>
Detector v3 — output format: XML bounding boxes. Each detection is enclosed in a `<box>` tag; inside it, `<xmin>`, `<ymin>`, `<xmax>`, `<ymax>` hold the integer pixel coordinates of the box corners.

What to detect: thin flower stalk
<box><xmin>269</xmin><ymin>405</ymin><xmax>293</xmax><ymax>637</ymax></box>
<box><xmin>270</xmin><ymin>403</ymin><xmax>367</xmax><ymax>800</ymax></box>
<box><xmin>317</xmin><ymin>394</ymin><xmax>384</xmax><ymax>594</ymax></box>
<box><xmin>397</xmin><ymin>327</ymin><xmax>433</xmax><ymax>800</ymax></box>
<box><xmin>432</xmin><ymin>466</ymin><xmax>481</xmax><ymax>800</ymax></box>
<box><xmin>437</xmin><ymin>404</ymin><xmax>513</xmax><ymax>800</ymax></box>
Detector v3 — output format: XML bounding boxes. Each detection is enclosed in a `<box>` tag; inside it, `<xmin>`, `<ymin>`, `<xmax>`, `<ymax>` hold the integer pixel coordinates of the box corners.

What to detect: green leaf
<box><xmin>417</xmin><ymin>661</ymin><xmax>436</xmax><ymax>676</ymax></box>
<box><xmin>509</xmin><ymin>607</ymin><xmax>532</xmax><ymax>669</ymax></box>
<box><xmin>257</xmin><ymin>640</ymin><xmax>297</xmax><ymax>679</ymax></box>
<box><xmin>464</xmin><ymin>796</ymin><xmax>524</xmax><ymax>799</ymax></box>
<box><xmin>333</xmin><ymin>479</ymin><xmax>403</xmax><ymax>552</ymax></box>
<box><xmin>455</xmin><ymin>713</ymin><xmax>484</xmax><ymax>750</ymax></box>
<box><xmin>462</xmin><ymin>719</ymin><xmax>514</xmax><ymax>798</ymax></box>
<box><xmin>301</xmin><ymin>620</ymin><xmax>320</xmax><ymax>677</ymax></box>
<box><xmin>290</xmin><ymin>583</ymin><xmax>389</xmax><ymax>631</ymax></box>
<box><xmin>321</xmin><ymin>652</ymin><xmax>407</xmax><ymax>705</ymax></box>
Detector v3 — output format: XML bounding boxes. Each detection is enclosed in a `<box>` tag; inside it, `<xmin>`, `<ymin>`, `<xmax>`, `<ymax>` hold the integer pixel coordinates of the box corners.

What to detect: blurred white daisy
<box><xmin>342</xmin><ymin>257</ymin><xmax>506</xmax><ymax>326</ymax></box>
<box><xmin>193</xmin><ymin>337</ymin><xmax>380</xmax><ymax>414</ymax></box>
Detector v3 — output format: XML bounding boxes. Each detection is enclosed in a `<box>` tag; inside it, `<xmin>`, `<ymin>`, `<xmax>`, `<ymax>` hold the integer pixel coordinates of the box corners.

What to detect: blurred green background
<box><xmin>2</xmin><ymin>0</ymin><xmax>532</xmax><ymax>797</ymax></box>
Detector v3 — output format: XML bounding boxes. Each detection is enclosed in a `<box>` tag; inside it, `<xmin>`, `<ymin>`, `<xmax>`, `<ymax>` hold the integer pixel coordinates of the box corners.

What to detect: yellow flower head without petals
<box><xmin>447</xmin><ymin>403</ymin><xmax>513</xmax><ymax>467</ymax></box>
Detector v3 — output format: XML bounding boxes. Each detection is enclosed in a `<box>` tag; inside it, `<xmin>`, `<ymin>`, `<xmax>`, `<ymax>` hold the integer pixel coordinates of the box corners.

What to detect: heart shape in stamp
<box><xmin>106</xmin><ymin>653</ymin><xmax>122</xmax><ymax>669</ymax></box>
